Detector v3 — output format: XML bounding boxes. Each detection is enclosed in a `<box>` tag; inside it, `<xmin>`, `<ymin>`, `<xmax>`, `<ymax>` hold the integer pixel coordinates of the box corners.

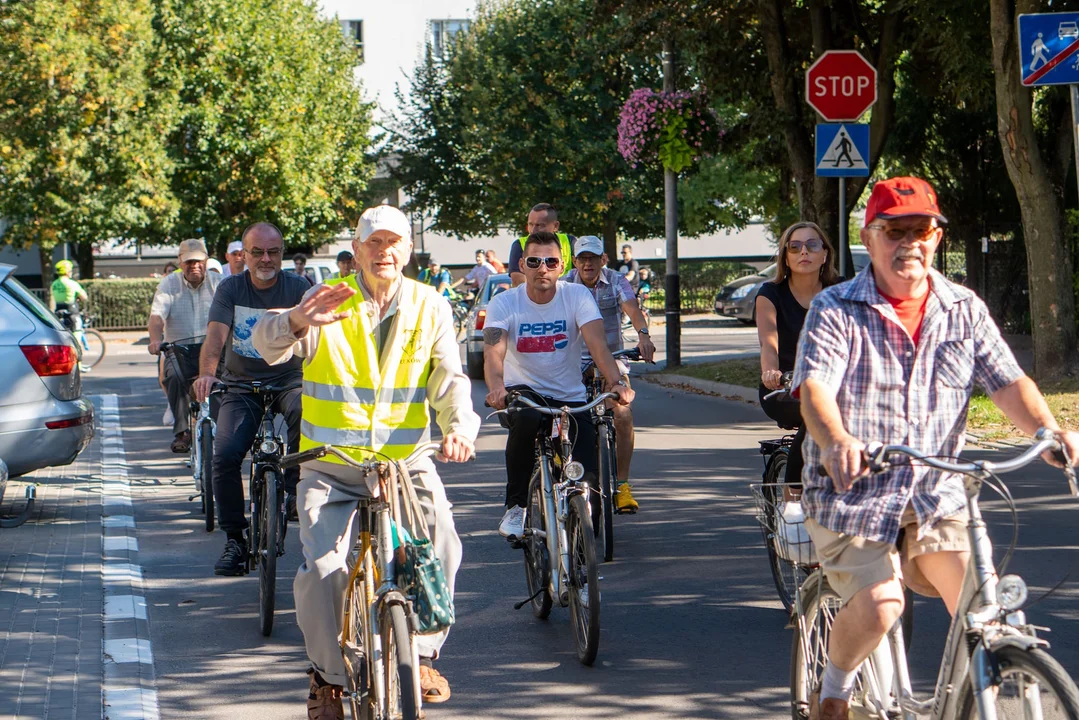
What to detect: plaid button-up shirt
<box><xmin>792</xmin><ymin>267</ymin><xmax>1025</xmax><ymax>543</ymax></box>
<box><xmin>150</xmin><ymin>270</ymin><xmax>222</xmax><ymax>342</ymax></box>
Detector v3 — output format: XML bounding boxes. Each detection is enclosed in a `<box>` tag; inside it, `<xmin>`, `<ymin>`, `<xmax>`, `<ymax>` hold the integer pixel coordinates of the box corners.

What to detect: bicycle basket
<box><xmin>750</xmin><ymin>483</ymin><xmax>818</xmax><ymax>567</ymax></box>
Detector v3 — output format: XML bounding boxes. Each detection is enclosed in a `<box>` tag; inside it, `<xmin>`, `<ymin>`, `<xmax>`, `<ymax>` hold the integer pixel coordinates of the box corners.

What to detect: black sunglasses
<box><xmin>524</xmin><ymin>256</ymin><xmax>561</xmax><ymax>270</ymax></box>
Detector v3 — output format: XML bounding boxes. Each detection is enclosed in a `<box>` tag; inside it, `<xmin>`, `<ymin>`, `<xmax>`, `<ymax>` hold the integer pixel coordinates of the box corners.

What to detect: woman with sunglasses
<box><xmin>756</xmin><ymin>221</ymin><xmax>840</xmax><ymax>485</ymax></box>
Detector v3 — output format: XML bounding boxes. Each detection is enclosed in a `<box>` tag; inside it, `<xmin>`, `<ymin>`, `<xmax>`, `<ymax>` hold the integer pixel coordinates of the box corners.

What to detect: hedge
<box><xmin>81</xmin><ymin>278</ymin><xmax>160</xmax><ymax>330</ymax></box>
<box><xmin>639</xmin><ymin>260</ymin><xmax>756</xmax><ymax>313</ymax></box>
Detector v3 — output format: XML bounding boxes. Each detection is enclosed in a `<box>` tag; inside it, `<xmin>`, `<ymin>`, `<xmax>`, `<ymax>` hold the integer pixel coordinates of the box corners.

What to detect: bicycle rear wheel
<box><xmin>597</xmin><ymin>422</ymin><xmax>615</xmax><ymax>562</ymax></box>
<box><xmin>956</xmin><ymin>645</ymin><xmax>1079</xmax><ymax>720</ymax></box>
<box><xmin>568</xmin><ymin>494</ymin><xmax>601</xmax><ymax>666</ymax></box>
<box><xmin>80</xmin><ymin>329</ymin><xmax>106</xmax><ymax>368</ymax></box>
<box><xmin>380</xmin><ymin>603</ymin><xmax>420</xmax><ymax>720</ymax></box>
<box><xmin>200</xmin><ymin>420</ymin><xmax>214</xmax><ymax>532</ymax></box>
<box><xmin>258</xmin><ymin>470</ymin><xmax>278</xmax><ymax>637</ymax></box>
<box><xmin>523</xmin><ymin>464</ymin><xmax>552</xmax><ymax>619</ymax></box>
<box><xmin>343</xmin><ymin>567</ymin><xmax>372</xmax><ymax>720</ymax></box>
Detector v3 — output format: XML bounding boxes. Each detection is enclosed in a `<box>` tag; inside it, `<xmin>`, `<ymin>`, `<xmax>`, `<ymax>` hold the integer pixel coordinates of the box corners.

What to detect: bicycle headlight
<box><xmin>259</xmin><ymin>439</ymin><xmax>278</xmax><ymax>455</ymax></box>
<box><xmin>564</xmin><ymin>461</ymin><xmax>585</xmax><ymax>481</ymax></box>
<box><xmin>996</xmin><ymin>574</ymin><xmax>1028</xmax><ymax>611</ymax></box>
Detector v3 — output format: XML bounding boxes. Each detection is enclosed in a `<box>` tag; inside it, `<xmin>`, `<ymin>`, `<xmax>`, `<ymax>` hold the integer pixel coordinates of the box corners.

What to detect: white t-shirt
<box><xmin>486</xmin><ymin>282</ymin><xmax>602</xmax><ymax>401</ymax></box>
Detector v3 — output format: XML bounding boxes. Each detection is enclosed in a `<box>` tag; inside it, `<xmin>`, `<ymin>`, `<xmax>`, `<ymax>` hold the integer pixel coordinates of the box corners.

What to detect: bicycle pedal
<box><xmin>509</xmin><ymin>538</ymin><xmax>525</xmax><ymax>550</ymax></box>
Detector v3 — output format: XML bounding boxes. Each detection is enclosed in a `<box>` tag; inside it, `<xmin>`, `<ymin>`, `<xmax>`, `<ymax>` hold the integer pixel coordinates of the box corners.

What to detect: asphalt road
<box><xmin>80</xmin><ymin>327</ymin><xmax>1079</xmax><ymax>719</ymax></box>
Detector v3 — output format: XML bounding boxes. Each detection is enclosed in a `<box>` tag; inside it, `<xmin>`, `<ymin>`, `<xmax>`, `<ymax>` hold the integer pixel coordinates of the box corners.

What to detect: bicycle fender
<box><xmin>794</xmin><ymin>570</ymin><xmax>827</xmax><ymax>617</ymax></box>
<box><xmin>986</xmin><ymin>633</ymin><xmax>1049</xmax><ymax>654</ymax></box>
<box><xmin>376</xmin><ymin>588</ymin><xmax>411</xmax><ymax>612</ymax></box>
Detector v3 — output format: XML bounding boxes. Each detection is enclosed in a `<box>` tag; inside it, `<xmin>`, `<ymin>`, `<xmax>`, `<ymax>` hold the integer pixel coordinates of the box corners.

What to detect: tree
<box><xmin>989</xmin><ymin>0</ymin><xmax>1077</xmax><ymax>379</ymax></box>
<box><xmin>155</xmin><ymin>0</ymin><xmax>374</xmax><ymax>254</ymax></box>
<box><xmin>0</xmin><ymin>0</ymin><xmax>177</xmax><ymax>280</ymax></box>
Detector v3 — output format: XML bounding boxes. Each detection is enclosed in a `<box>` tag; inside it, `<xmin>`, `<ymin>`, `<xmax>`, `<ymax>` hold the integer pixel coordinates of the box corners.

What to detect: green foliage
<box><xmin>156</xmin><ymin>0</ymin><xmax>375</xmax><ymax>255</ymax></box>
<box><xmin>0</xmin><ymin>0</ymin><xmax>178</xmax><ymax>268</ymax></box>
<box><xmin>82</xmin><ymin>278</ymin><xmax>158</xmax><ymax>328</ymax></box>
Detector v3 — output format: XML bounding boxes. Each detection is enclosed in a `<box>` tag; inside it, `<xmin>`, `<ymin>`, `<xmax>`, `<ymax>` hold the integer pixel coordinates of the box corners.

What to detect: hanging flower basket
<box><xmin>617</xmin><ymin>88</ymin><xmax>722</xmax><ymax>173</ymax></box>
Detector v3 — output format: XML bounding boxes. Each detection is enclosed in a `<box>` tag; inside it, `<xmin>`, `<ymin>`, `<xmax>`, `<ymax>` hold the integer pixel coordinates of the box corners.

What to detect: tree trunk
<box><xmin>989</xmin><ymin>0</ymin><xmax>1078</xmax><ymax>379</ymax></box>
<box><xmin>38</xmin><ymin>245</ymin><xmax>54</xmax><ymax>294</ymax></box>
<box><xmin>602</xmin><ymin>214</ymin><xmax>618</xmax><ymax>262</ymax></box>
<box><xmin>73</xmin><ymin>241</ymin><xmax>94</xmax><ymax>281</ymax></box>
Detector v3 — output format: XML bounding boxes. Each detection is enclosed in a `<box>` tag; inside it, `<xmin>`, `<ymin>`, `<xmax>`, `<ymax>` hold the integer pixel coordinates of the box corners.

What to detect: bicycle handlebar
<box><xmin>280</xmin><ymin>441</ymin><xmax>442</xmax><ymax>472</ymax></box>
<box><xmin>762</xmin><ymin>371</ymin><xmax>796</xmax><ymax>401</ymax></box>
<box><xmin>491</xmin><ymin>392</ymin><xmax>618</xmax><ymax>417</ymax></box>
<box><xmin>210</xmin><ymin>380</ymin><xmax>301</xmax><ymax>397</ymax></box>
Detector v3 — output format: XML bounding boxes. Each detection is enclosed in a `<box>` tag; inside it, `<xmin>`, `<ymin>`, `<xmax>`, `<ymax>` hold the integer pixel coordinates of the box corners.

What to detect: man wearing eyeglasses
<box><xmin>794</xmin><ymin>176</ymin><xmax>1079</xmax><ymax>720</ymax></box>
<box><xmin>193</xmin><ymin>222</ymin><xmax>312</xmax><ymax>577</ymax></box>
<box><xmin>484</xmin><ymin>231</ymin><xmax>633</xmax><ymax>539</ymax></box>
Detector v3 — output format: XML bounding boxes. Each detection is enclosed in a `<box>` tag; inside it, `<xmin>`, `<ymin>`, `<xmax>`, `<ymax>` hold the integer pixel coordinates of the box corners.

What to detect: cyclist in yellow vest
<box><xmin>252</xmin><ymin>204</ymin><xmax>478</xmax><ymax>719</ymax></box>
<box><xmin>507</xmin><ymin>202</ymin><xmax>574</xmax><ymax>287</ymax></box>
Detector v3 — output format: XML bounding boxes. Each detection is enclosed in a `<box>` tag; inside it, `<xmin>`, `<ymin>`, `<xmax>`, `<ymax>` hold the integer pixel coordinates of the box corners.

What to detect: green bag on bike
<box><xmin>390</xmin><ymin>461</ymin><xmax>455</xmax><ymax>635</ymax></box>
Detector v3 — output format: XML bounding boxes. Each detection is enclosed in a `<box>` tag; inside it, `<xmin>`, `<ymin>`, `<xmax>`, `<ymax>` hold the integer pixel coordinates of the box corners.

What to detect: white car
<box><xmin>1060</xmin><ymin>21</ymin><xmax>1078</xmax><ymax>40</ymax></box>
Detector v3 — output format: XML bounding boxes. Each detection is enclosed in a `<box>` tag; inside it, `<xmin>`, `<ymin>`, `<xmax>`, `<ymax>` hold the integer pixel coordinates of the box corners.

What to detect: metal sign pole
<box><xmin>838</xmin><ymin>179</ymin><xmax>848</xmax><ymax>277</ymax></box>
<box><xmin>662</xmin><ymin>38</ymin><xmax>680</xmax><ymax>368</ymax></box>
<box><xmin>1071</xmin><ymin>84</ymin><xmax>1079</xmax><ymax>209</ymax></box>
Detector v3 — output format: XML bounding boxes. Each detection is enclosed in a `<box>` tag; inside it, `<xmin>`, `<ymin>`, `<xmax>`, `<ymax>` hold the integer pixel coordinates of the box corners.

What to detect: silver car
<box><xmin>463</xmin><ymin>273</ymin><xmax>511</xmax><ymax>379</ymax></box>
<box><xmin>0</xmin><ymin>264</ymin><xmax>94</xmax><ymax>477</ymax></box>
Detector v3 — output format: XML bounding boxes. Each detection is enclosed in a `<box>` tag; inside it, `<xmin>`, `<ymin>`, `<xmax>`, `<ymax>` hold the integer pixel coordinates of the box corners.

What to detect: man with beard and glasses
<box><xmin>193</xmin><ymin>222</ymin><xmax>311</xmax><ymax>577</ymax></box>
<box><xmin>793</xmin><ymin>177</ymin><xmax>1079</xmax><ymax>720</ymax></box>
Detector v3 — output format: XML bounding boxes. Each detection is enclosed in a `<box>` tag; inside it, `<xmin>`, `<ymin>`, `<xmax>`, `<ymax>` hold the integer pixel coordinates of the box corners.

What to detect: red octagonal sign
<box><xmin>806</xmin><ymin>50</ymin><xmax>877</xmax><ymax>121</ymax></box>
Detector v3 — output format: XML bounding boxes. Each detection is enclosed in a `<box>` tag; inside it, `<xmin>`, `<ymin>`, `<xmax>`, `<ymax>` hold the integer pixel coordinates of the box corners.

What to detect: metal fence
<box><xmin>638</xmin><ymin>260</ymin><xmax>754</xmax><ymax>314</ymax></box>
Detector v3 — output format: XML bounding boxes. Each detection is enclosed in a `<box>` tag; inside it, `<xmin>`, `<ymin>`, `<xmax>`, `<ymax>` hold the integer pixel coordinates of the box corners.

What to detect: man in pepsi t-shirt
<box><xmin>483</xmin><ymin>231</ymin><xmax>633</xmax><ymax>539</ymax></box>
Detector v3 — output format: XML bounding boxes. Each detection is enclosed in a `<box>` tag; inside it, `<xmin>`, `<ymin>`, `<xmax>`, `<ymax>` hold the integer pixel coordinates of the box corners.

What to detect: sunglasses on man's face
<box><xmin>524</xmin><ymin>256</ymin><xmax>561</xmax><ymax>270</ymax></box>
<box><xmin>787</xmin><ymin>239</ymin><xmax>823</xmax><ymax>254</ymax></box>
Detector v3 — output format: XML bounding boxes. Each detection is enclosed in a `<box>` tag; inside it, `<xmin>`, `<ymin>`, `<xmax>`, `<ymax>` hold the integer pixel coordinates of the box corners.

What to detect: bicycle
<box><xmin>211</xmin><ymin>380</ymin><xmax>298</xmax><ymax>637</ymax></box>
<box><xmin>55</xmin><ymin>309</ymin><xmax>106</xmax><ymax>368</ymax></box>
<box><xmin>582</xmin><ymin>347</ymin><xmax>650</xmax><ymax>563</ymax></box>
<box><xmin>490</xmin><ymin>391</ymin><xmax>613</xmax><ymax>666</ymax></box>
<box><xmin>790</xmin><ymin>428</ymin><xmax>1079</xmax><ymax>720</ymax></box>
<box><xmin>161</xmin><ymin>339</ymin><xmax>215</xmax><ymax>532</ymax></box>
<box><xmin>281</xmin><ymin>441</ymin><xmax>442</xmax><ymax>720</ymax></box>
<box><xmin>451</xmin><ymin>296</ymin><xmax>472</xmax><ymax>339</ymax></box>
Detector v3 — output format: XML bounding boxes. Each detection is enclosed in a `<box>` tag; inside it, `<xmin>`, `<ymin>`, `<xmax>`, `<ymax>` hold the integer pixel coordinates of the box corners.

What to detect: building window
<box><xmin>341</xmin><ymin>20</ymin><xmax>363</xmax><ymax>62</ymax></box>
<box><xmin>430</xmin><ymin>19</ymin><xmax>470</xmax><ymax>59</ymax></box>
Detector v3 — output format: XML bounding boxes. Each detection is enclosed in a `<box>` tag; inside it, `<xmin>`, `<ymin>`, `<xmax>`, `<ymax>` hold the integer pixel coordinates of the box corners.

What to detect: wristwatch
<box><xmin>637</xmin><ymin>327</ymin><xmax>649</xmax><ymax>335</ymax></box>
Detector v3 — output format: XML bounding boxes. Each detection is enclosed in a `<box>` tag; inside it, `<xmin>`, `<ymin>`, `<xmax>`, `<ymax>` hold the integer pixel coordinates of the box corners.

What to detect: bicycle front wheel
<box><xmin>80</xmin><ymin>329</ymin><xmax>106</xmax><ymax>368</ymax></box>
<box><xmin>762</xmin><ymin>453</ymin><xmax>798</xmax><ymax>615</ymax></box>
<box><xmin>568</xmin><ymin>494</ymin><xmax>601</xmax><ymax>666</ymax></box>
<box><xmin>258</xmin><ymin>470</ymin><xmax>278</xmax><ymax>637</ymax></box>
<box><xmin>343</xmin><ymin>568</ymin><xmax>372</xmax><ymax>720</ymax></box>
<box><xmin>597</xmin><ymin>422</ymin><xmax>615</xmax><ymax>562</ymax></box>
<box><xmin>380</xmin><ymin>603</ymin><xmax>420</xmax><ymax>720</ymax></box>
<box><xmin>523</xmin><ymin>464</ymin><xmax>553</xmax><ymax>619</ymax></box>
<box><xmin>956</xmin><ymin>645</ymin><xmax>1079</xmax><ymax>720</ymax></box>
<box><xmin>200</xmin><ymin>421</ymin><xmax>214</xmax><ymax>532</ymax></box>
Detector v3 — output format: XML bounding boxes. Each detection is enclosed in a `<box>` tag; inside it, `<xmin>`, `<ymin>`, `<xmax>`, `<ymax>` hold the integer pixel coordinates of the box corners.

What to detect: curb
<box><xmin>642</xmin><ymin>373</ymin><xmax>760</xmax><ymax>404</ymax></box>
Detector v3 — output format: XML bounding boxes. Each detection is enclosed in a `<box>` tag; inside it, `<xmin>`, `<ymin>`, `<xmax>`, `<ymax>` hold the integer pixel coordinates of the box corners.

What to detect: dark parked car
<box><xmin>463</xmin><ymin>273</ymin><xmax>511</xmax><ymax>379</ymax></box>
<box><xmin>714</xmin><ymin>248</ymin><xmax>870</xmax><ymax>325</ymax></box>
<box><xmin>0</xmin><ymin>264</ymin><xmax>94</xmax><ymax>477</ymax></box>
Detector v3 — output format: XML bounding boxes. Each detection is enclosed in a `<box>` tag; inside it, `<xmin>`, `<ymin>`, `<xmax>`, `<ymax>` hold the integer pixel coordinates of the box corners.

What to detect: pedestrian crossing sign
<box><xmin>815</xmin><ymin>123</ymin><xmax>870</xmax><ymax>177</ymax></box>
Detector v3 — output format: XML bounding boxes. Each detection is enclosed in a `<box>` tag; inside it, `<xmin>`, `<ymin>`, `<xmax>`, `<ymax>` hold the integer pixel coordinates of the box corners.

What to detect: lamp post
<box><xmin>662</xmin><ymin>37</ymin><xmax>680</xmax><ymax>368</ymax></box>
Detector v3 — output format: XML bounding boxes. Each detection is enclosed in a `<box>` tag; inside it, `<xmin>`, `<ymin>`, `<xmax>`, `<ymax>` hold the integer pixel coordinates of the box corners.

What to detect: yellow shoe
<box><xmin>613</xmin><ymin>482</ymin><xmax>638</xmax><ymax>514</ymax></box>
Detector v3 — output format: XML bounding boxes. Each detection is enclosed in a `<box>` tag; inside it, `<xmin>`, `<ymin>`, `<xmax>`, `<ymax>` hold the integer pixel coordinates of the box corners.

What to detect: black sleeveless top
<box><xmin>757</xmin><ymin>279</ymin><xmax>809</xmax><ymax>373</ymax></box>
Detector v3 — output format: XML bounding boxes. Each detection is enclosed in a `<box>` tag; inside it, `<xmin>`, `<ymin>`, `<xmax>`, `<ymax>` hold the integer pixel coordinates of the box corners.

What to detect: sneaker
<box><xmin>498</xmin><ymin>506</ymin><xmax>526</xmax><ymax>538</ymax></box>
<box><xmin>162</xmin><ymin>406</ymin><xmax>174</xmax><ymax>426</ymax></box>
<box><xmin>613</xmin><ymin>482</ymin><xmax>639</xmax><ymax>514</ymax></box>
<box><xmin>214</xmin><ymin>538</ymin><xmax>248</xmax><ymax>576</ymax></box>
<box><xmin>307</xmin><ymin>669</ymin><xmax>344</xmax><ymax>720</ymax></box>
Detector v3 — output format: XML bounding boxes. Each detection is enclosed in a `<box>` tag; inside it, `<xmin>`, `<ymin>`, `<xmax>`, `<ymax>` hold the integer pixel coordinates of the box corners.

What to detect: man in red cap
<box><xmin>792</xmin><ymin>177</ymin><xmax>1079</xmax><ymax>720</ymax></box>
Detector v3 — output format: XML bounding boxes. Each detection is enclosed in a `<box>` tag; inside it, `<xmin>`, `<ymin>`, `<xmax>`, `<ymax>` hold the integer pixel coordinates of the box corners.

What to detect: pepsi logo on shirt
<box><xmin>517</xmin><ymin>320</ymin><xmax>569</xmax><ymax>352</ymax></box>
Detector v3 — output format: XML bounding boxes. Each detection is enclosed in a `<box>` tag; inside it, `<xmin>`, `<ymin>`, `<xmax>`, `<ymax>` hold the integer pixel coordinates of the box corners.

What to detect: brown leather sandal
<box><xmin>419</xmin><ymin>665</ymin><xmax>451</xmax><ymax>704</ymax></box>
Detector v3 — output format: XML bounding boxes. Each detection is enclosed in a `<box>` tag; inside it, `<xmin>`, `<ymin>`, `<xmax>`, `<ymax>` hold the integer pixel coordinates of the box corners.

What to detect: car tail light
<box><xmin>21</xmin><ymin>345</ymin><xmax>78</xmax><ymax>376</ymax></box>
<box><xmin>475</xmin><ymin>309</ymin><xmax>487</xmax><ymax>331</ymax></box>
<box><xmin>46</xmin><ymin>414</ymin><xmax>93</xmax><ymax>430</ymax></box>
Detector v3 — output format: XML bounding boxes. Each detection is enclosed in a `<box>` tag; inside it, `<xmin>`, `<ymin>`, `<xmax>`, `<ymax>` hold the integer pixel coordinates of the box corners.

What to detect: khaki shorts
<box><xmin>804</xmin><ymin>505</ymin><xmax>969</xmax><ymax>602</ymax></box>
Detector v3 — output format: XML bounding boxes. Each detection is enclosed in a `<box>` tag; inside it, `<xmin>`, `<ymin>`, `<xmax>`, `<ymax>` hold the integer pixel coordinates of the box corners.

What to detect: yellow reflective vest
<box><xmin>518</xmin><ymin>233</ymin><xmax>573</xmax><ymax>276</ymax></box>
<box><xmin>299</xmin><ymin>274</ymin><xmax>438</xmax><ymax>463</ymax></box>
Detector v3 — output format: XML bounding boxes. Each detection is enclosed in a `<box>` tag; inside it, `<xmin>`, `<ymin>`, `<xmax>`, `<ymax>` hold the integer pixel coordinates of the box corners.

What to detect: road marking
<box><xmin>97</xmin><ymin>393</ymin><xmax>161</xmax><ymax>720</ymax></box>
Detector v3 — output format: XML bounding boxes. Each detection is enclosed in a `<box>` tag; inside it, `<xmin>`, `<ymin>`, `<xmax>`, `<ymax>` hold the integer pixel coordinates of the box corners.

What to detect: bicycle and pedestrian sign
<box><xmin>815</xmin><ymin>124</ymin><xmax>870</xmax><ymax>178</ymax></box>
<box><xmin>1019</xmin><ymin>12</ymin><xmax>1079</xmax><ymax>86</ymax></box>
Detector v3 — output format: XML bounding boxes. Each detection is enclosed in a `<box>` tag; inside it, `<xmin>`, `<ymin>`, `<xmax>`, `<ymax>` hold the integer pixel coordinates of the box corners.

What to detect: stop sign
<box><xmin>806</xmin><ymin>50</ymin><xmax>878</xmax><ymax>121</ymax></box>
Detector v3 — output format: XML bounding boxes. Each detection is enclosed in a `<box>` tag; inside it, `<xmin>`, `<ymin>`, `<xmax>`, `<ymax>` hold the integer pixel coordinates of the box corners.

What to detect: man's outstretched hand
<box><xmin>289</xmin><ymin>284</ymin><xmax>358</xmax><ymax>334</ymax></box>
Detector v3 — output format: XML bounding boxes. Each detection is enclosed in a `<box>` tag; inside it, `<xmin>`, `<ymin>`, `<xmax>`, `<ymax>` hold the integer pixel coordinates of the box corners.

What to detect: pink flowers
<box><xmin>617</xmin><ymin>87</ymin><xmax>722</xmax><ymax>172</ymax></box>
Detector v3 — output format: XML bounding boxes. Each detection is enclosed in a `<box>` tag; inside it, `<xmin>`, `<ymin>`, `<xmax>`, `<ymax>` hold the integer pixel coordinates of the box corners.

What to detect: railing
<box><xmin>637</xmin><ymin>260</ymin><xmax>754</xmax><ymax>314</ymax></box>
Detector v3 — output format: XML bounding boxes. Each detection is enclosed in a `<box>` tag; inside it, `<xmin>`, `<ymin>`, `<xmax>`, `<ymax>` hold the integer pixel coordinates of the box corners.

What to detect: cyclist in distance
<box><xmin>566</xmin><ymin>235</ymin><xmax>654</xmax><ymax>512</ymax></box>
<box><xmin>793</xmin><ymin>176</ymin><xmax>1079</xmax><ymax>720</ymax></box>
<box><xmin>147</xmin><ymin>239</ymin><xmax>222</xmax><ymax>453</ymax></box>
<box><xmin>193</xmin><ymin>223</ymin><xmax>310</xmax><ymax>578</ymax></box>
<box><xmin>756</xmin><ymin>222</ymin><xmax>838</xmax><ymax>486</ymax></box>
<box><xmin>418</xmin><ymin>256</ymin><xmax>454</xmax><ymax>299</ymax></box>
<box><xmin>451</xmin><ymin>249</ymin><xmax>496</xmax><ymax>299</ymax></box>
<box><xmin>252</xmin><ymin>204</ymin><xmax>477</xmax><ymax>718</ymax></box>
<box><xmin>49</xmin><ymin>259</ymin><xmax>88</xmax><ymax>326</ymax></box>
<box><xmin>484</xmin><ymin>231</ymin><xmax>633</xmax><ymax>539</ymax></box>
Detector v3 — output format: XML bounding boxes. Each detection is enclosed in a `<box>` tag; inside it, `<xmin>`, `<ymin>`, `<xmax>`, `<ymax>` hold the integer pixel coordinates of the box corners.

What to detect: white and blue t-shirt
<box><xmin>485</xmin><ymin>281</ymin><xmax>601</xmax><ymax>401</ymax></box>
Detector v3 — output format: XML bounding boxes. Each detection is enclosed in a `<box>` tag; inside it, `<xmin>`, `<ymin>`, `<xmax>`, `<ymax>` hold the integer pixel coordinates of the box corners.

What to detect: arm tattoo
<box><xmin>483</xmin><ymin>328</ymin><xmax>504</xmax><ymax>346</ymax></box>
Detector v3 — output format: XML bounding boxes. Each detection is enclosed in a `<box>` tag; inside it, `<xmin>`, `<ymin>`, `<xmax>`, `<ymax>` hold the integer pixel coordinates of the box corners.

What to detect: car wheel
<box><xmin>466</xmin><ymin>349</ymin><xmax>484</xmax><ymax>380</ymax></box>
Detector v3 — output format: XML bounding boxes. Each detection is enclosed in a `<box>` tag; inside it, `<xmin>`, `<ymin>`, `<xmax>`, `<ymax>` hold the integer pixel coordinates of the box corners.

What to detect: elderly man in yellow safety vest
<box><xmin>252</xmin><ymin>204</ymin><xmax>478</xmax><ymax>720</ymax></box>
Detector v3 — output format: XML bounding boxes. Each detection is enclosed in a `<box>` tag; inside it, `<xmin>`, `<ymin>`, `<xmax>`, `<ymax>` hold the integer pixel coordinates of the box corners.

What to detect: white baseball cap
<box><xmin>226</xmin><ymin>240</ymin><xmax>243</xmax><ymax>254</ymax></box>
<box><xmin>356</xmin><ymin>205</ymin><xmax>411</xmax><ymax>243</ymax></box>
<box><xmin>574</xmin><ymin>235</ymin><xmax>604</xmax><ymax>257</ymax></box>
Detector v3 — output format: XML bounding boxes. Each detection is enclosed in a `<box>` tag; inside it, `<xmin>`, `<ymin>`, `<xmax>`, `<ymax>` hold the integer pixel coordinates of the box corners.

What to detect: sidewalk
<box><xmin>0</xmin><ymin>431</ymin><xmax>103</xmax><ymax>719</ymax></box>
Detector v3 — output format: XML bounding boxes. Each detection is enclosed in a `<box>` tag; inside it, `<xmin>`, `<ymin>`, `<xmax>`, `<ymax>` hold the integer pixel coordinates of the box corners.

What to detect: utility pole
<box><xmin>662</xmin><ymin>37</ymin><xmax>680</xmax><ymax>368</ymax></box>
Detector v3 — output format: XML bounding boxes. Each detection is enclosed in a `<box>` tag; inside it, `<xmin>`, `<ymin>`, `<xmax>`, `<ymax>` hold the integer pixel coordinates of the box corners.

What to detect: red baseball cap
<box><xmin>863</xmin><ymin>177</ymin><xmax>947</xmax><ymax>228</ymax></box>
